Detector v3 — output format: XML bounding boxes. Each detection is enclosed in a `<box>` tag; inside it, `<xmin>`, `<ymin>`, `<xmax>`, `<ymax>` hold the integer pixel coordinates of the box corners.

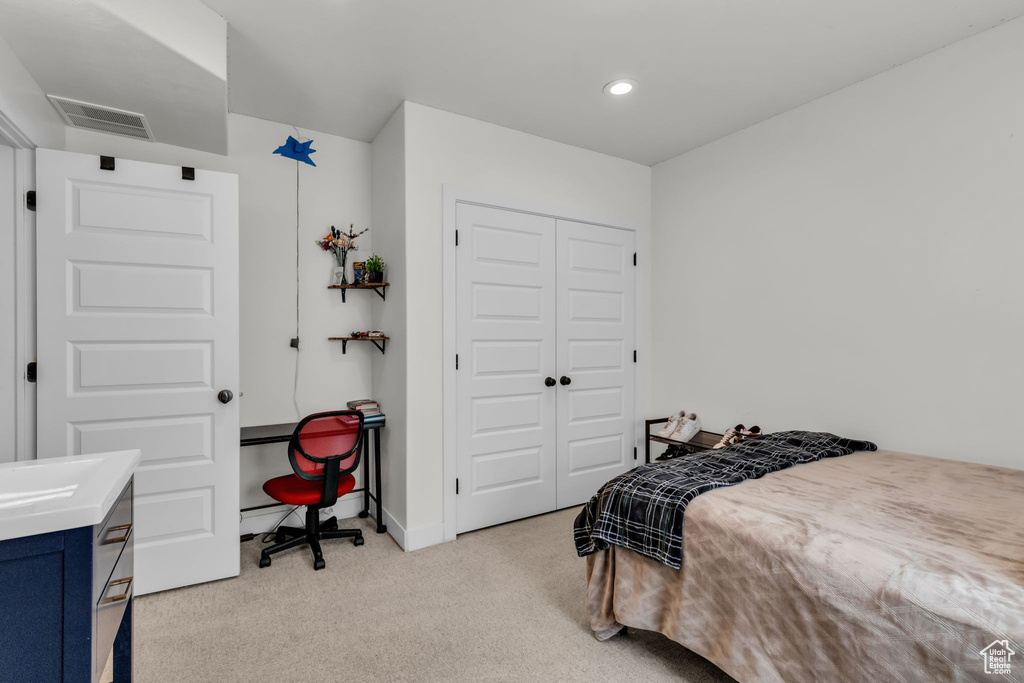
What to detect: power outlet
<box><xmin>320</xmin><ymin>507</ymin><xmax>333</xmax><ymax>518</ymax></box>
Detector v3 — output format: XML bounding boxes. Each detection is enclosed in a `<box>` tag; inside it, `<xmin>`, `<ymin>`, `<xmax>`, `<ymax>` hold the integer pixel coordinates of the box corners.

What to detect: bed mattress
<box><xmin>585</xmin><ymin>449</ymin><xmax>1024</xmax><ymax>682</ymax></box>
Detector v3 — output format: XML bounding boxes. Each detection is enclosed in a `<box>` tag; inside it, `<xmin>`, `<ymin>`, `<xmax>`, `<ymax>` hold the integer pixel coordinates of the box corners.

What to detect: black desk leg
<box><xmin>113</xmin><ymin>596</ymin><xmax>133</xmax><ymax>682</ymax></box>
<box><xmin>358</xmin><ymin>435</ymin><xmax>370</xmax><ymax>519</ymax></box>
<box><xmin>374</xmin><ymin>428</ymin><xmax>386</xmax><ymax>534</ymax></box>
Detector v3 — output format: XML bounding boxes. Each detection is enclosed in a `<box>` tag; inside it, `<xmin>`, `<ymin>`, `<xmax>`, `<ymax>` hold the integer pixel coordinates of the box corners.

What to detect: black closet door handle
<box><xmin>559</xmin><ymin>376</ymin><xmax>572</xmax><ymax>386</ymax></box>
<box><xmin>544</xmin><ymin>377</ymin><xmax>556</xmax><ymax>387</ymax></box>
<box><xmin>218</xmin><ymin>390</ymin><xmax>234</xmax><ymax>404</ymax></box>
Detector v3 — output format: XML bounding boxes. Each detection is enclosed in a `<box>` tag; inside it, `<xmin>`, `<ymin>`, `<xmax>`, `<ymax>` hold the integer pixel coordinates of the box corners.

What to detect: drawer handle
<box><xmin>101</xmin><ymin>576</ymin><xmax>133</xmax><ymax>604</ymax></box>
<box><xmin>102</xmin><ymin>523</ymin><xmax>132</xmax><ymax>545</ymax></box>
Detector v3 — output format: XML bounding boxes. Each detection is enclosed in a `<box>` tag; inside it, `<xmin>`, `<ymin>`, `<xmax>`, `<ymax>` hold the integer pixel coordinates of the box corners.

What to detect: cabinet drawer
<box><xmin>93</xmin><ymin>479</ymin><xmax>132</xmax><ymax>605</ymax></box>
<box><xmin>93</xmin><ymin>531</ymin><xmax>133</xmax><ymax>682</ymax></box>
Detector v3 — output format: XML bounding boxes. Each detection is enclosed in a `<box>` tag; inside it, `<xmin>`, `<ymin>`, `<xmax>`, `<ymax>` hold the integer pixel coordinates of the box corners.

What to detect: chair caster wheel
<box><xmin>314</xmin><ymin>558</ymin><xmax>326</xmax><ymax>570</ymax></box>
<box><xmin>353</xmin><ymin>536</ymin><xmax>364</xmax><ymax>547</ymax></box>
<box><xmin>259</xmin><ymin>556</ymin><xmax>271</xmax><ymax>568</ymax></box>
<box><xmin>357</xmin><ymin>511</ymin><xmax>369</xmax><ymax>519</ymax></box>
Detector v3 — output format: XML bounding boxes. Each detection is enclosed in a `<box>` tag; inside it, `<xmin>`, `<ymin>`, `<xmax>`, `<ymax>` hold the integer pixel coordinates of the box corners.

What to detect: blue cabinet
<box><xmin>0</xmin><ymin>479</ymin><xmax>134</xmax><ymax>683</ymax></box>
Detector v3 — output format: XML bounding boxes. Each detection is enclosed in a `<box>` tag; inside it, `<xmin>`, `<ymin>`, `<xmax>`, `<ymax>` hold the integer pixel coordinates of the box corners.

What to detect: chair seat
<box><xmin>263</xmin><ymin>472</ymin><xmax>357</xmax><ymax>506</ymax></box>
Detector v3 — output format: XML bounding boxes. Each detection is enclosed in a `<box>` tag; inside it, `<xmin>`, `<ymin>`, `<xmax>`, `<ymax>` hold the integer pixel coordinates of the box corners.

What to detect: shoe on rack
<box><xmin>741</xmin><ymin>425</ymin><xmax>762</xmax><ymax>440</ymax></box>
<box><xmin>671</xmin><ymin>412</ymin><xmax>701</xmax><ymax>443</ymax></box>
<box><xmin>656</xmin><ymin>411</ymin><xmax>685</xmax><ymax>438</ymax></box>
<box><xmin>656</xmin><ymin>444</ymin><xmax>688</xmax><ymax>461</ymax></box>
<box><xmin>712</xmin><ymin>424</ymin><xmax>744</xmax><ymax>449</ymax></box>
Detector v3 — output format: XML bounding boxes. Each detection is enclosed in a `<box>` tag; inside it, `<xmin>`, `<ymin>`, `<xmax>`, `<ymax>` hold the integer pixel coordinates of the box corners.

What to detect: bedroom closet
<box><xmin>454</xmin><ymin>202</ymin><xmax>636</xmax><ymax>533</ymax></box>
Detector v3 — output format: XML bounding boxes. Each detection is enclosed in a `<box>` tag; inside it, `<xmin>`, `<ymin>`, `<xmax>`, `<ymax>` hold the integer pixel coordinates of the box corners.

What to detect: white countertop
<box><xmin>0</xmin><ymin>450</ymin><xmax>141</xmax><ymax>542</ymax></box>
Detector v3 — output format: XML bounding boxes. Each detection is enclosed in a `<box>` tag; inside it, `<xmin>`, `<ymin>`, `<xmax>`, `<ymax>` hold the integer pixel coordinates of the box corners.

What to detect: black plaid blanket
<box><xmin>573</xmin><ymin>430</ymin><xmax>877</xmax><ymax>569</ymax></box>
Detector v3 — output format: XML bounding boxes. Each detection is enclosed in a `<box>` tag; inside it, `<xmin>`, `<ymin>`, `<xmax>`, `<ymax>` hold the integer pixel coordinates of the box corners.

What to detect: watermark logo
<box><xmin>980</xmin><ymin>640</ymin><xmax>1015</xmax><ymax>675</ymax></box>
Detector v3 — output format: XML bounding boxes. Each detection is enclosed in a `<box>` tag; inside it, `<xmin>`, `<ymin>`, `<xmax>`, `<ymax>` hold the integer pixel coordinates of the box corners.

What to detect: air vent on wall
<box><xmin>47</xmin><ymin>95</ymin><xmax>154</xmax><ymax>141</ymax></box>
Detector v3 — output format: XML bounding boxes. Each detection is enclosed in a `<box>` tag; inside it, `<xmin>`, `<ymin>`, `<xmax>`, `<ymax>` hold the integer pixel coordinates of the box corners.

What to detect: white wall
<box><xmin>651</xmin><ymin>17</ymin><xmax>1024</xmax><ymax>470</ymax></box>
<box><xmin>370</xmin><ymin>104</ymin><xmax>407</xmax><ymax>529</ymax></box>
<box><xmin>66</xmin><ymin>113</ymin><xmax>375</xmax><ymax>505</ymax></box>
<box><xmin>400</xmin><ymin>102</ymin><xmax>652</xmax><ymax>537</ymax></box>
<box><xmin>0</xmin><ymin>34</ymin><xmax>64</xmax><ymax>149</ymax></box>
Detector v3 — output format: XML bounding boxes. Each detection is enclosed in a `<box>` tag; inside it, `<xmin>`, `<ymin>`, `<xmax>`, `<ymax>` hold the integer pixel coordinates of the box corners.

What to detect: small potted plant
<box><xmin>364</xmin><ymin>254</ymin><xmax>385</xmax><ymax>283</ymax></box>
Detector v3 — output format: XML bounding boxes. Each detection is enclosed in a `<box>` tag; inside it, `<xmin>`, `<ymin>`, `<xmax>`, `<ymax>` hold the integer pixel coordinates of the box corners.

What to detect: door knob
<box><xmin>217</xmin><ymin>390</ymin><xmax>234</xmax><ymax>404</ymax></box>
<box><xmin>559</xmin><ymin>376</ymin><xmax>572</xmax><ymax>386</ymax></box>
<box><xmin>545</xmin><ymin>377</ymin><xmax>556</xmax><ymax>387</ymax></box>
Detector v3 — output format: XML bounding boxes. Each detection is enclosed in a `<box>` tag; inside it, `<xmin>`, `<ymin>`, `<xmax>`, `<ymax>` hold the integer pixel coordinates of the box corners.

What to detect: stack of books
<box><xmin>347</xmin><ymin>399</ymin><xmax>385</xmax><ymax>426</ymax></box>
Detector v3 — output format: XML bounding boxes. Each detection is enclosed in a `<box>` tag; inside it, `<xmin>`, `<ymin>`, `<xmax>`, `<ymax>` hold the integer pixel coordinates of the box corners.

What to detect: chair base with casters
<box><xmin>259</xmin><ymin>505</ymin><xmax>363</xmax><ymax>571</ymax></box>
<box><xmin>258</xmin><ymin>411</ymin><xmax>367</xmax><ymax>571</ymax></box>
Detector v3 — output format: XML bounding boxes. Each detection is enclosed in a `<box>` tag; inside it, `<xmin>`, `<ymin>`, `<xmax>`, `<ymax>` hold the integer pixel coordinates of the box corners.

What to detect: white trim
<box><xmin>0</xmin><ymin>106</ymin><xmax>35</xmax><ymax>150</ymax></box>
<box><xmin>13</xmin><ymin>147</ymin><xmax>34</xmax><ymax>461</ymax></box>
<box><xmin>239</xmin><ymin>504</ymin><xmax>303</xmax><ymax>537</ymax></box>
<box><xmin>380</xmin><ymin>506</ymin><xmax>407</xmax><ymax>550</ymax></box>
<box><xmin>441</xmin><ymin>184</ymin><xmax>648</xmax><ymax>544</ymax></box>
<box><xmin>404</xmin><ymin>522</ymin><xmax>447</xmax><ymax>551</ymax></box>
<box><xmin>238</xmin><ymin>497</ymin><xmax>406</xmax><ymax>551</ymax></box>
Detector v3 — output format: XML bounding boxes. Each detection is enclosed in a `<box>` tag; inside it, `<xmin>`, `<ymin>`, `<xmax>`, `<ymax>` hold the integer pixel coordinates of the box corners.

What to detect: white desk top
<box><xmin>0</xmin><ymin>450</ymin><xmax>141</xmax><ymax>542</ymax></box>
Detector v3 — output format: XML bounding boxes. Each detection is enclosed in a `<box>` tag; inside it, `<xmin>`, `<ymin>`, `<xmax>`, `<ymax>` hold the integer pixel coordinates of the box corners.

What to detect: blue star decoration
<box><xmin>273</xmin><ymin>135</ymin><xmax>317</xmax><ymax>166</ymax></box>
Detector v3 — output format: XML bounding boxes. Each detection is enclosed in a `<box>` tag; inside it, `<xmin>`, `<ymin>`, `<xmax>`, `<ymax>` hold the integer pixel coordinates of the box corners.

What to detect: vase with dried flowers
<box><xmin>316</xmin><ymin>224</ymin><xmax>368</xmax><ymax>286</ymax></box>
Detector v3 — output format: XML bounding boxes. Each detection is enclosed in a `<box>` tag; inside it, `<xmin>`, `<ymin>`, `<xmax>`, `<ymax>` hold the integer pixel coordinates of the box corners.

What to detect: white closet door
<box><xmin>36</xmin><ymin>149</ymin><xmax>239</xmax><ymax>594</ymax></box>
<box><xmin>456</xmin><ymin>204</ymin><xmax>557</xmax><ymax>533</ymax></box>
<box><xmin>555</xmin><ymin>220</ymin><xmax>636</xmax><ymax>508</ymax></box>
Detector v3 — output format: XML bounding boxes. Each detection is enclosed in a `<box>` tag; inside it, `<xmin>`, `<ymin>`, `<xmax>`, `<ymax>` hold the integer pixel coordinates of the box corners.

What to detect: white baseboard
<box><xmin>238</xmin><ymin>493</ymin><xmax>367</xmax><ymax>537</ymax></box>
<box><xmin>374</xmin><ymin>508</ymin><xmax>448</xmax><ymax>552</ymax></box>
<box><xmin>239</xmin><ymin>500</ymin><xmax>447</xmax><ymax>553</ymax></box>
<box><xmin>404</xmin><ymin>522</ymin><xmax>448</xmax><ymax>551</ymax></box>
<box><xmin>380</xmin><ymin>506</ymin><xmax>406</xmax><ymax>549</ymax></box>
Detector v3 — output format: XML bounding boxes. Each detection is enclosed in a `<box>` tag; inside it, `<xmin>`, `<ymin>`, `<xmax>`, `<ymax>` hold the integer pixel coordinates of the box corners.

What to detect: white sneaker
<box><xmin>671</xmin><ymin>413</ymin><xmax>701</xmax><ymax>443</ymax></box>
<box><xmin>656</xmin><ymin>411</ymin><xmax>685</xmax><ymax>438</ymax></box>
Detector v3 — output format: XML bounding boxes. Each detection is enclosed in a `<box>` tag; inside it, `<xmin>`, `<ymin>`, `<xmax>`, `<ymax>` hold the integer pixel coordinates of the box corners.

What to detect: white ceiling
<box><xmin>0</xmin><ymin>0</ymin><xmax>229</xmax><ymax>154</ymax></box>
<box><xmin>203</xmin><ymin>0</ymin><xmax>1024</xmax><ymax>165</ymax></box>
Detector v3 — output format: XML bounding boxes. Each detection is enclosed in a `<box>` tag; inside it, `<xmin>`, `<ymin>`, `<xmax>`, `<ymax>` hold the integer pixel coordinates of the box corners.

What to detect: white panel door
<box><xmin>36</xmin><ymin>149</ymin><xmax>239</xmax><ymax>594</ymax></box>
<box><xmin>555</xmin><ymin>220</ymin><xmax>636</xmax><ymax>507</ymax></box>
<box><xmin>456</xmin><ymin>204</ymin><xmax>557</xmax><ymax>533</ymax></box>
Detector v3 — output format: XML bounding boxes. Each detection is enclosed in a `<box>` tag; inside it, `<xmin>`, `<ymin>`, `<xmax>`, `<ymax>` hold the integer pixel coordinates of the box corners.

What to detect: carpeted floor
<box><xmin>112</xmin><ymin>507</ymin><xmax>734</xmax><ymax>682</ymax></box>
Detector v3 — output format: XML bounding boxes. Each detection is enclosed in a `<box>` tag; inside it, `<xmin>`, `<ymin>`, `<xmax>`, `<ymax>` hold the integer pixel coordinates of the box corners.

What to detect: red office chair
<box><xmin>259</xmin><ymin>411</ymin><xmax>365</xmax><ymax>570</ymax></box>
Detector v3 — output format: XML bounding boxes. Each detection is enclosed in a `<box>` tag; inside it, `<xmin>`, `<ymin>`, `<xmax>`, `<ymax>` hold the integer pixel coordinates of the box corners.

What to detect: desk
<box><xmin>240</xmin><ymin>420</ymin><xmax>387</xmax><ymax>534</ymax></box>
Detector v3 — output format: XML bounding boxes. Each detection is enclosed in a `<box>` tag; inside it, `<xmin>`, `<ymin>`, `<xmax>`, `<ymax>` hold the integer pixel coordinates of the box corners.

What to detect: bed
<box><xmin>577</xmin><ymin>436</ymin><xmax>1024</xmax><ymax>682</ymax></box>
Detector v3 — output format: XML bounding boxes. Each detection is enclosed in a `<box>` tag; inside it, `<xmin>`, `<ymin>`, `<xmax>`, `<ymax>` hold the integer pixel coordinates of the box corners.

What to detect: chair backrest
<box><xmin>288</xmin><ymin>412</ymin><xmax>363</xmax><ymax>497</ymax></box>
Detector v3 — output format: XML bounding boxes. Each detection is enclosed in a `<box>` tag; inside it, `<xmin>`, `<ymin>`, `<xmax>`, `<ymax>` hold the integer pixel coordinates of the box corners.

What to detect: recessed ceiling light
<box><xmin>603</xmin><ymin>79</ymin><xmax>637</xmax><ymax>96</ymax></box>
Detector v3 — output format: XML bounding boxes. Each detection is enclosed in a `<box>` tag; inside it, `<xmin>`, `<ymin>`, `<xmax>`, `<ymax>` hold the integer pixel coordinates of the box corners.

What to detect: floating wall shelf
<box><xmin>327</xmin><ymin>282</ymin><xmax>389</xmax><ymax>303</ymax></box>
<box><xmin>329</xmin><ymin>336</ymin><xmax>389</xmax><ymax>354</ymax></box>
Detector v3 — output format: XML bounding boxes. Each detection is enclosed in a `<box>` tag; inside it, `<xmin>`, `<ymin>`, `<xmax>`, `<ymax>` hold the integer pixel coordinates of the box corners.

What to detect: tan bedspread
<box><xmin>585</xmin><ymin>449</ymin><xmax>1024</xmax><ymax>682</ymax></box>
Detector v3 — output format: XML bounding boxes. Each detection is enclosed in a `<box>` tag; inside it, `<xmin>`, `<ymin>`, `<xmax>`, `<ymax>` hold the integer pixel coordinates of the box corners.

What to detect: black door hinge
<box><xmin>456</xmin><ymin>478</ymin><xmax>460</xmax><ymax>494</ymax></box>
<box><xmin>634</xmin><ymin>447</ymin><xmax>638</xmax><ymax>461</ymax></box>
<box><xmin>455</xmin><ymin>230</ymin><xmax>459</xmax><ymax>246</ymax></box>
<box><xmin>633</xmin><ymin>350</ymin><xmax>637</xmax><ymax>363</ymax></box>
<box><xmin>26</xmin><ymin>362</ymin><xmax>36</xmax><ymax>383</ymax></box>
<box><xmin>25</xmin><ymin>191</ymin><xmax>36</xmax><ymax>211</ymax></box>
<box><xmin>455</xmin><ymin>354</ymin><xmax>459</xmax><ymax>370</ymax></box>
<box><xmin>633</xmin><ymin>252</ymin><xmax>637</xmax><ymax>266</ymax></box>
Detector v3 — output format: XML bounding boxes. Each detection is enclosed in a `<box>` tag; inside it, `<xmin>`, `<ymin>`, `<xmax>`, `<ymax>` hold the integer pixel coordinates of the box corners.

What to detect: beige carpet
<box><xmin>117</xmin><ymin>507</ymin><xmax>734</xmax><ymax>682</ymax></box>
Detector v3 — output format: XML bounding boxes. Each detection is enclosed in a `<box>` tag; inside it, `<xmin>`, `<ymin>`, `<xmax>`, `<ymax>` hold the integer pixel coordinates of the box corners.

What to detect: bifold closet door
<box><xmin>455</xmin><ymin>204</ymin><xmax>558</xmax><ymax>533</ymax></box>
<box><xmin>555</xmin><ymin>220</ymin><xmax>636</xmax><ymax>508</ymax></box>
